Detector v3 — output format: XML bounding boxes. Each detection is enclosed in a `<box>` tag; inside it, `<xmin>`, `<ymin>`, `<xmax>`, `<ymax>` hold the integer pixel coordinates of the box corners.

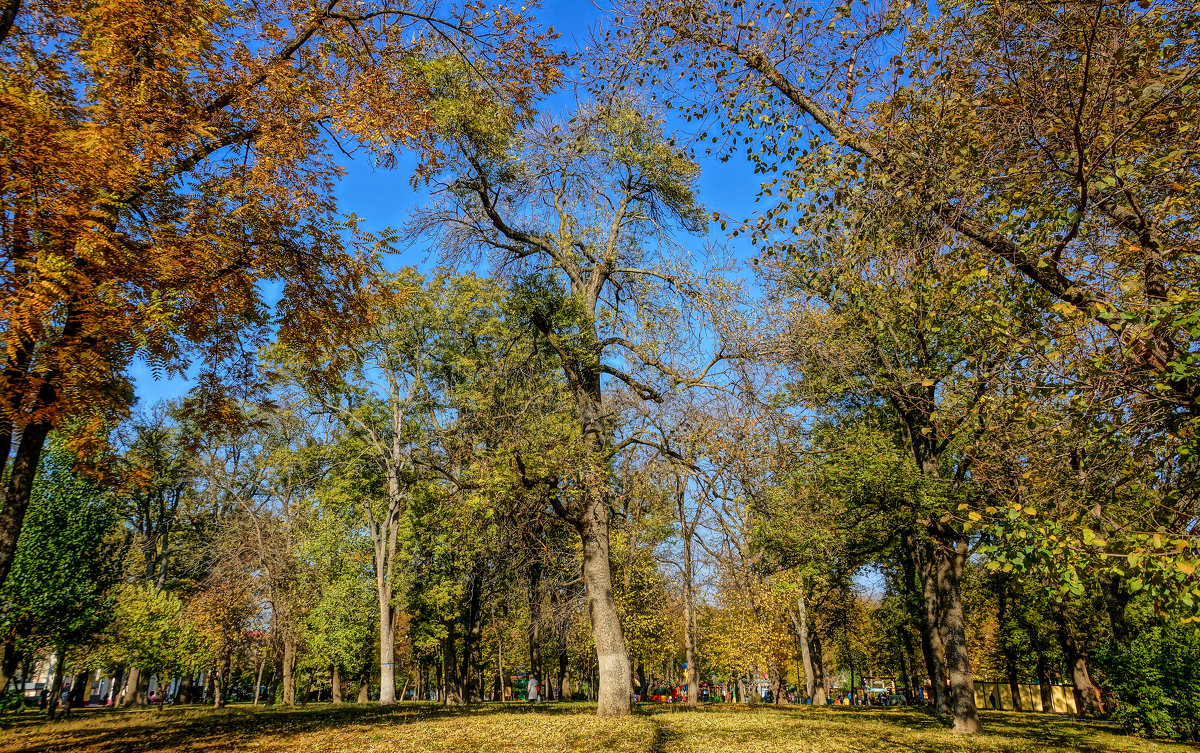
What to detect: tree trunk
<box><xmin>996</xmin><ymin>579</ymin><xmax>1023</xmax><ymax>712</ymax></box>
<box><xmin>68</xmin><ymin>670</ymin><xmax>89</xmax><ymax>708</ymax></box>
<box><xmin>901</xmin><ymin>629</ymin><xmax>919</xmax><ymax>702</ymax></box>
<box><xmin>1035</xmin><ymin>652</ymin><xmax>1054</xmax><ymax>712</ymax></box>
<box><xmin>934</xmin><ymin>531</ymin><xmax>981</xmax><ymax>733</ymax></box>
<box><xmin>119</xmin><ymin>667</ymin><xmax>148</xmax><ymax>707</ymax></box>
<box><xmin>1049</xmin><ymin>599</ymin><xmax>1102</xmax><ymax>716</ymax></box>
<box><xmin>557</xmin><ymin>624</ymin><xmax>569</xmax><ymax>702</ymax></box>
<box><xmin>282</xmin><ymin>634</ymin><xmax>297</xmax><ymax>706</ymax></box>
<box><xmin>179</xmin><ymin>673</ymin><xmax>194</xmax><ymax>704</ymax></box>
<box><xmin>913</xmin><ymin>539</ymin><xmax>948</xmax><ymax>714</ymax></box>
<box><xmin>579</xmin><ymin>508</ymin><xmax>632</xmax><ymax>716</ymax></box>
<box><xmin>45</xmin><ymin>652</ymin><xmax>65</xmax><ymax>720</ymax></box>
<box><xmin>213</xmin><ymin>657</ymin><xmax>228</xmax><ymax>709</ymax></box>
<box><xmin>0</xmin><ymin>643</ymin><xmax>20</xmax><ymax>696</ymax></box>
<box><xmin>331</xmin><ymin>664</ymin><xmax>343</xmax><ymax>704</ymax></box>
<box><xmin>462</xmin><ymin>572</ymin><xmax>483</xmax><ymax>703</ymax></box>
<box><xmin>790</xmin><ymin>594</ymin><xmax>825</xmax><ymax>704</ymax></box>
<box><xmin>444</xmin><ymin>617</ymin><xmax>464</xmax><ymax>705</ymax></box>
<box><xmin>0</xmin><ymin>421</ymin><xmax>51</xmax><ymax>592</ymax></box>
<box><xmin>527</xmin><ymin>560</ymin><xmax>542</xmax><ymax>701</ymax></box>
<box><xmin>253</xmin><ymin>659</ymin><xmax>266</xmax><ymax>706</ymax></box>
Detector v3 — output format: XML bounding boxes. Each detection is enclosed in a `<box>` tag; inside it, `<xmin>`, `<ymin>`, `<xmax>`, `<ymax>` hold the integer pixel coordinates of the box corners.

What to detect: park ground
<box><xmin>0</xmin><ymin>702</ymin><xmax>1192</xmax><ymax>753</ymax></box>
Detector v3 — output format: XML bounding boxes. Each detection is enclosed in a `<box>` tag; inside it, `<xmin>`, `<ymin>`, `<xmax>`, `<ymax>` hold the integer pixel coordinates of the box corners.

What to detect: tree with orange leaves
<box><xmin>0</xmin><ymin>0</ymin><xmax>563</xmax><ymax>589</ymax></box>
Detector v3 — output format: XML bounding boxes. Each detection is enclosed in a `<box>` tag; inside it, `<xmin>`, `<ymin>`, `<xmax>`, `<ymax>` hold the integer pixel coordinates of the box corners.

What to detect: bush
<box><xmin>1099</xmin><ymin>622</ymin><xmax>1200</xmax><ymax>741</ymax></box>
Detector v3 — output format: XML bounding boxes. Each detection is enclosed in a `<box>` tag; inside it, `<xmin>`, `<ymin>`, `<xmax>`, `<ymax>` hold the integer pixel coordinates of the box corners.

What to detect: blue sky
<box><xmin>129</xmin><ymin>0</ymin><xmax>765</xmax><ymax>407</ymax></box>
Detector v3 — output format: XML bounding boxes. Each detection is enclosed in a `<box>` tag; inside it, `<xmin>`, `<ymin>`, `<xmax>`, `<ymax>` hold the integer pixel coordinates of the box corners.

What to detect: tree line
<box><xmin>1</xmin><ymin>0</ymin><xmax>1198</xmax><ymax>740</ymax></box>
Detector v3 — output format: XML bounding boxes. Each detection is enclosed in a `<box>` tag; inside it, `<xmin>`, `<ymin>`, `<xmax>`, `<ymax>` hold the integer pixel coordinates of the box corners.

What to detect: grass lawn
<box><xmin>0</xmin><ymin>702</ymin><xmax>1191</xmax><ymax>753</ymax></box>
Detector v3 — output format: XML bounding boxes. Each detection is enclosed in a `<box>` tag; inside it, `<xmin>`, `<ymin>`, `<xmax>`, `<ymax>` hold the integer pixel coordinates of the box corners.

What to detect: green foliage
<box><xmin>99</xmin><ymin>584</ymin><xmax>210</xmax><ymax>677</ymax></box>
<box><xmin>0</xmin><ymin>441</ymin><xmax>122</xmax><ymax>654</ymax></box>
<box><xmin>1098</xmin><ymin>620</ymin><xmax>1200</xmax><ymax>741</ymax></box>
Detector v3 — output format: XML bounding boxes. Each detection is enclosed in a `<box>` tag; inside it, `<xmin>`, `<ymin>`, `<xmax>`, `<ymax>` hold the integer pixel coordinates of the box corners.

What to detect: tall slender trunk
<box><xmin>68</xmin><ymin>670</ymin><xmax>89</xmax><ymax>708</ymax></box>
<box><xmin>557</xmin><ymin>621</ymin><xmax>569</xmax><ymax>701</ymax></box>
<box><xmin>934</xmin><ymin>530</ymin><xmax>980</xmax><ymax>733</ymax></box>
<box><xmin>527</xmin><ymin>560</ymin><xmax>542</xmax><ymax>699</ymax></box>
<box><xmin>462</xmin><ymin>572</ymin><xmax>483</xmax><ymax>703</ymax></box>
<box><xmin>1049</xmin><ymin>599</ymin><xmax>1102</xmax><ymax>716</ymax></box>
<box><xmin>444</xmin><ymin>617</ymin><xmax>463</xmax><ymax>705</ymax></box>
<box><xmin>253</xmin><ymin>659</ymin><xmax>266</xmax><ymax>706</ymax></box>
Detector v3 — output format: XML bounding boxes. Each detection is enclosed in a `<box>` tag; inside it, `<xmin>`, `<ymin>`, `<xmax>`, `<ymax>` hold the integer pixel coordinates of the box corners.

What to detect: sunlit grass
<box><xmin>0</xmin><ymin>702</ymin><xmax>1190</xmax><ymax>753</ymax></box>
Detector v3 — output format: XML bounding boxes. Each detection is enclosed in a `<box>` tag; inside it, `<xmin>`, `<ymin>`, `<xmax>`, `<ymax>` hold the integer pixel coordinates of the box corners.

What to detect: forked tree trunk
<box><xmin>790</xmin><ymin>595</ymin><xmax>824</xmax><ymax>704</ymax></box>
<box><xmin>935</xmin><ymin>531</ymin><xmax>980</xmax><ymax>733</ymax></box>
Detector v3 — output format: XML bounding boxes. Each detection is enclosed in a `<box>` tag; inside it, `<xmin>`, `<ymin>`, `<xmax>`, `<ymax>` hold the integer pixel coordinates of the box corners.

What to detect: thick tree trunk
<box><xmin>1049</xmin><ymin>600</ymin><xmax>1103</xmax><ymax>716</ymax></box>
<box><xmin>378</xmin><ymin>599</ymin><xmax>396</xmax><ymax>704</ymax></box>
<box><xmin>934</xmin><ymin>532</ymin><xmax>980</xmax><ymax>733</ymax></box>
<box><xmin>579</xmin><ymin>510</ymin><xmax>631</xmax><ymax>716</ymax></box>
<box><xmin>282</xmin><ymin>634</ymin><xmax>297</xmax><ymax>706</ymax></box>
<box><xmin>331</xmin><ymin>664</ymin><xmax>343</xmax><ymax>703</ymax></box>
<box><xmin>119</xmin><ymin>667</ymin><xmax>147</xmax><ymax>707</ymax></box>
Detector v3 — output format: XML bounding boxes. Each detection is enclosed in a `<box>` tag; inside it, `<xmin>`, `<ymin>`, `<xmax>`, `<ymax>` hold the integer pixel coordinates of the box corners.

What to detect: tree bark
<box><xmin>1035</xmin><ymin>652</ymin><xmax>1054</xmax><ymax>712</ymax></box>
<box><xmin>0</xmin><ymin>643</ymin><xmax>20</xmax><ymax>696</ymax></box>
<box><xmin>0</xmin><ymin>420</ymin><xmax>51</xmax><ymax>592</ymax></box>
<box><xmin>913</xmin><ymin>538</ymin><xmax>948</xmax><ymax>714</ymax></box>
<box><xmin>790</xmin><ymin>594</ymin><xmax>825</xmax><ymax>704</ymax></box>
<box><xmin>527</xmin><ymin>560</ymin><xmax>542</xmax><ymax>701</ymax></box>
<box><xmin>1049</xmin><ymin>599</ymin><xmax>1103</xmax><ymax>716</ymax></box>
<box><xmin>462</xmin><ymin>572</ymin><xmax>483</xmax><ymax>703</ymax></box>
<box><xmin>282</xmin><ymin>634</ymin><xmax>297</xmax><ymax>706</ymax></box>
<box><xmin>579</xmin><ymin>509</ymin><xmax>631</xmax><ymax>716</ymax></box>
<box><xmin>934</xmin><ymin>531</ymin><xmax>980</xmax><ymax>733</ymax></box>
<box><xmin>444</xmin><ymin>617</ymin><xmax>464</xmax><ymax>705</ymax></box>
<box><xmin>45</xmin><ymin>652</ymin><xmax>65</xmax><ymax>720</ymax></box>
<box><xmin>119</xmin><ymin>667</ymin><xmax>148</xmax><ymax>707</ymax></box>
<box><xmin>331</xmin><ymin>664</ymin><xmax>342</xmax><ymax>704</ymax></box>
